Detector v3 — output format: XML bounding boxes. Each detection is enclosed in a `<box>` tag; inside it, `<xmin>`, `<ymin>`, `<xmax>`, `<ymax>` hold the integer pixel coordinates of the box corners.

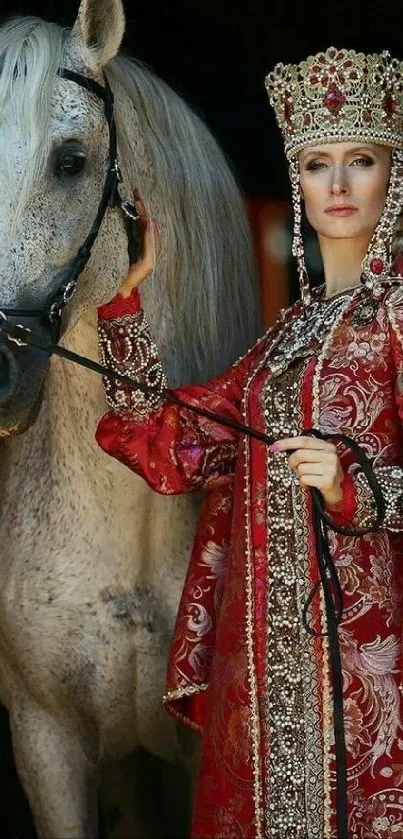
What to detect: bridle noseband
<box><xmin>0</xmin><ymin>68</ymin><xmax>141</xmax><ymax>338</ymax></box>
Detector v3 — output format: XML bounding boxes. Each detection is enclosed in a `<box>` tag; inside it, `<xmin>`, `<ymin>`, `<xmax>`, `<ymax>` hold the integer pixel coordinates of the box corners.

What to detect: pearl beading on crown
<box><xmin>265</xmin><ymin>47</ymin><xmax>403</xmax><ymax>159</ymax></box>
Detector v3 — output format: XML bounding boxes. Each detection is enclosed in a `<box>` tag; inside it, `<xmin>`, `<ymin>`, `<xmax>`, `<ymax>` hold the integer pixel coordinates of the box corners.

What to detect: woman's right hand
<box><xmin>118</xmin><ymin>197</ymin><xmax>159</xmax><ymax>299</ymax></box>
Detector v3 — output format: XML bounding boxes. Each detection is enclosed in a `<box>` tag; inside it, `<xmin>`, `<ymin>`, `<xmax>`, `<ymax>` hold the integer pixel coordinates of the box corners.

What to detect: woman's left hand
<box><xmin>270</xmin><ymin>436</ymin><xmax>344</xmax><ymax>509</ymax></box>
<box><xmin>118</xmin><ymin>194</ymin><xmax>159</xmax><ymax>298</ymax></box>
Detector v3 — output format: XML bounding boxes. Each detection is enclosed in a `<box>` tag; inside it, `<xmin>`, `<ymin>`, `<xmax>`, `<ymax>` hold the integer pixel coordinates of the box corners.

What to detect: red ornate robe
<box><xmin>96</xmin><ymin>279</ymin><xmax>403</xmax><ymax>839</ymax></box>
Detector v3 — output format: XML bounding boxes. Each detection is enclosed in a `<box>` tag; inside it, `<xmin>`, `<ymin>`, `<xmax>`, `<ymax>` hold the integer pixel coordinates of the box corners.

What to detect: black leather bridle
<box><xmin>0</xmin><ymin>68</ymin><xmax>140</xmax><ymax>338</ymax></box>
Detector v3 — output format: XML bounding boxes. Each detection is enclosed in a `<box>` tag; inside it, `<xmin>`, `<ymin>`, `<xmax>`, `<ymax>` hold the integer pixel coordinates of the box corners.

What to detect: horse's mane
<box><xmin>0</xmin><ymin>15</ymin><xmax>261</xmax><ymax>383</ymax></box>
<box><xmin>0</xmin><ymin>17</ymin><xmax>69</xmax><ymax>233</ymax></box>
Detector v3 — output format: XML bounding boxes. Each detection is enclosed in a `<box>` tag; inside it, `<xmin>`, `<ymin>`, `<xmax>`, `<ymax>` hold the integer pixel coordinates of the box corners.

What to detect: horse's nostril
<box><xmin>0</xmin><ymin>349</ymin><xmax>10</xmax><ymax>389</ymax></box>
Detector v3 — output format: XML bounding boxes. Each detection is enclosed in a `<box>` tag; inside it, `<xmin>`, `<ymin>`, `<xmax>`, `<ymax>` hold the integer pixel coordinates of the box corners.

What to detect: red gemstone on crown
<box><xmin>323</xmin><ymin>86</ymin><xmax>346</xmax><ymax>113</ymax></box>
<box><xmin>383</xmin><ymin>93</ymin><xmax>396</xmax><ymax>114</ymax></box>
<box><xmin>370</xmin><ymin>258</ymin><xmax>384</xmax><ymax>275</ymax></box>
<box><xmin>284</xmin><ymin>99</ymin><xmax>292</xmax><ymax>120</ymax></box>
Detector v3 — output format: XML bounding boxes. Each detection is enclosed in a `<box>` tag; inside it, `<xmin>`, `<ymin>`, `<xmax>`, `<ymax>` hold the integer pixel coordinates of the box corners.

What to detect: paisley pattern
<box><xmin>98</xmin><ymin>290</ymin><xmax>168</xmax><ymax>417</ymax></box>
<box><xmin>97</xmin><ymin>281</ymin><xmax>403</xmax><ymax>838</ymax></box>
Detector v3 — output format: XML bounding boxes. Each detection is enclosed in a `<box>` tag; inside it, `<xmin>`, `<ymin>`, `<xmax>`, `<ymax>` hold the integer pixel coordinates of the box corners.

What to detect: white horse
<box><xmin>0</xmin><ymin>1</ymin><xmax>259</xmax><ymax>836</ymax></box>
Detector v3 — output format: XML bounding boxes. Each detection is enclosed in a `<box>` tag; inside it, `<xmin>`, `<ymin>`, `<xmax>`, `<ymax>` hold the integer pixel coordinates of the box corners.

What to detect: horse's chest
<box><xmin>0</xmin><ymin>567</ymin><xmax>167</xmax><ymax>712</ymax></box>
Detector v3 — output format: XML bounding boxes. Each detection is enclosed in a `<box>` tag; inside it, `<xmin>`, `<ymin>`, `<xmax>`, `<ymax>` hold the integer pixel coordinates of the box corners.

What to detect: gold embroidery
<box><xmin>263</xmin><ymin>361</ymin><xmax>308</xmax><ymax>837</ymax></box>
<box><xmin>292</xmin><ymin>477</ymin><xmax>327</xmax><ymax>837</ymax></box>
<box><xmin>163</xmin><ymin>683</ymin><xmax>208</xmax><ymax>703</ymax></box>
<box><xmin>262</xmin><ymin>360</ymin><xmax>331</xmax><ymax>837</ymax></box>
<box><xmin>98</xmin><ymin>309</ymin><xmax>168</xmax><ymax>417</ymax></box>
<box><xmin>240</xmin><ymin>323</ymin><xmax>289</xmax><ymax>839</ymax></box>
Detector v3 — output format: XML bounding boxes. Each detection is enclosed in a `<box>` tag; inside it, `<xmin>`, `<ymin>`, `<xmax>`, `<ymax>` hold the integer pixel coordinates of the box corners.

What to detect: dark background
<box><xmin>1</xmin><ymin>0</ymin><xmax>403</xmax><ymax>200</ymax></box>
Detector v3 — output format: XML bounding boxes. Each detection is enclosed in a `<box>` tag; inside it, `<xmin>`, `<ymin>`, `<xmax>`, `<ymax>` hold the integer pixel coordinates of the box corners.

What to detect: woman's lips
<box><xmin>324</xmin><ymin>205</ymin><xmax>358</xmax><ymax>217</ymax></box>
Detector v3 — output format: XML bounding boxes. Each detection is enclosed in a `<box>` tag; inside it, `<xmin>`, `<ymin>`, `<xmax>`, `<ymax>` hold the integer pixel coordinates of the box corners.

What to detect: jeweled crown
<box><xmin>265</xmin><ymin>47</ymin><xmax>403</xmax><ymax>159</ymax></box>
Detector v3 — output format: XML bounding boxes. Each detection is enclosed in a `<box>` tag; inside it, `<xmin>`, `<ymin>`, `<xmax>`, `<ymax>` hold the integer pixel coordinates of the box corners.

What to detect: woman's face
<box><xmin>298</xmin><ymin>142</ymin><xmax>391</xmax><ymax>243</ymax></box>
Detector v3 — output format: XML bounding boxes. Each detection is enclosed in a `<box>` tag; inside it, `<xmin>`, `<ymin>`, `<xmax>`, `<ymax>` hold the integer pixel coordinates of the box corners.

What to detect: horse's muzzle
<box><xmin>0</xmin><ymin>323</ymin><xmax>50</xmax><ymax>434</ymax></box>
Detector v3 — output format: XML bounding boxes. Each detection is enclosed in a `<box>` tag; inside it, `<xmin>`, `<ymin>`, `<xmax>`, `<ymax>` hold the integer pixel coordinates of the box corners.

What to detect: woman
<box><xmin>96</xmin><ymin>47</ymin><xmax>403</xmax><ymax>838</ymax></box>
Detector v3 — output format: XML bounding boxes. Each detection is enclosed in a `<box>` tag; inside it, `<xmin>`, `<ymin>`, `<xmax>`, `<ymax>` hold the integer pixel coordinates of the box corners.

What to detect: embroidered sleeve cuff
<box><xmin>97</xmin><ymin>288</ymin><xmax>141</xmax><ymax>319</ymax></box>
<box><xmin>372</xmin><ymin>465</ymin><xmax>403</xmax><ymax>531</ymax></box>
<box><xmin>97</xmin><ymin>294</ymin><xmax>167</xmax><ymax>417</ymax></box>
<box><xmin>326</xmin><ymin>465</ymin><xmax>403</xmax><ymax>533</ymax></box>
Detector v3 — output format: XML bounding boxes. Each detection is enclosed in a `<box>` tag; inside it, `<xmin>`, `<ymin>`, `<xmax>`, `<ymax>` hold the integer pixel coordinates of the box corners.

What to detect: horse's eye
<box><xmin>55</xmin><ymin>143</ymin><xmax>86</xmax><ymax>178</ymax></box>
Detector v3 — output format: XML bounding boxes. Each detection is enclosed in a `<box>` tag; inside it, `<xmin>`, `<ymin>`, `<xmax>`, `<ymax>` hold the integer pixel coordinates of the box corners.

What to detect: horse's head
<box><xmin>0</xmin><ymin>0</ymin><xmax>137</xmax><ymax>435</ymax></box>
<box><xmin>0</xmin><ymin>0</ymin><xmax>261</xmax><ymax>439</ymax></box>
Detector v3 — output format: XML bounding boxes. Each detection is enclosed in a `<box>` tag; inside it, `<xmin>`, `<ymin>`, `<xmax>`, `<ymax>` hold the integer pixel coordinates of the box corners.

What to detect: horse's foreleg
<box><xmin>10</xmin><ymin>699</ymin><xmax>98</xmax><ymax>839</ymax></box>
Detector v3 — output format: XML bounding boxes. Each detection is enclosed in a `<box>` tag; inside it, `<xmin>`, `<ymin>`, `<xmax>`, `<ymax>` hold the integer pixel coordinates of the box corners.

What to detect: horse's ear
<box><xmin>73</xmin><ymin>0</ymin><xmax>125</xmax><ymax>72</ymax></box>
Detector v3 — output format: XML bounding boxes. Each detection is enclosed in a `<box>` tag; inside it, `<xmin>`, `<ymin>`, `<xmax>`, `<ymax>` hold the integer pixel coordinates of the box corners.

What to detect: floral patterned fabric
<box><xmin>97</xmin><ymin>280</ymin><xmax>403</xmax><ymax>838</ymax></box>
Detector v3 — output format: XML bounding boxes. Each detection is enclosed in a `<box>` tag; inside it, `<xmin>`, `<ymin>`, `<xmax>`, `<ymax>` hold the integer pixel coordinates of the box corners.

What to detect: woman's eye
<box><xmin>351</xmin><ymin>156</ymin><xmax>374</xmax><ymax>167</ymax></box>
<box><xmin>54</xmin><ymin>143</ymin><xmax>87</xmax><ymax>178</ymax></box>
<box><xmin>306</xmin><ymin>160</ymin><xmax>326</xmax><ymax>171</ymax></box>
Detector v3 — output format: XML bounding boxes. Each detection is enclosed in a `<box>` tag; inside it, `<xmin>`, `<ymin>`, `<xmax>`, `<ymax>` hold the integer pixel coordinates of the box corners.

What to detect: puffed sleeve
<box><xmin>96</xmin><ymin>288</ymin><xmax>265</xmax><ymax>495</ymax></box>
<box><xmin>328</xmin><ymin>280</ymin><xmax>403</xmax><ymax>532</ymax></box>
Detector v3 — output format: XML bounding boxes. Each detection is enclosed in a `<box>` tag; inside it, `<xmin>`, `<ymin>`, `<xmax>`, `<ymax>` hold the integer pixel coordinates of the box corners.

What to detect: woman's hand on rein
<box><xmin>270</xmin><ymin>436</ymin><xmax>344</xmax><ymax>509</ymax></box>
<box><xmin>118</xmin><ymin>196</ymin><xmax>159</xmax><ymax>299</ymax></box>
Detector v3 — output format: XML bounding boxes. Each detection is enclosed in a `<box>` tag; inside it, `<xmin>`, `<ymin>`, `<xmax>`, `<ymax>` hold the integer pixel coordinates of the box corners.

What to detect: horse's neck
<box><xmin>0</xmin><ymin>310</ymin><xmax>144</xmax><ymax>526</ymax></box>
<box><xmin>52</xmin><ymin>309</ymin><xmax>108</xmax><ymax>436</ymax></box>
<box><xmin>17</xmin><ymin>308</ymin><xmax>154</xmax><ymax>534</ymax></box>
<box><xmin>36</xmin><ymin>310</ymin><xmax>131</xmax><ymax>486</ymax></box>
<box><xmin>44</xmin><ymin>309</ymin><xmax>198</xmax><ymax>597</ymax></box>
<box><xmin>9</xmin><ymin>304</ymin><xmax>168</xmax><ymax>493</ymax></box>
